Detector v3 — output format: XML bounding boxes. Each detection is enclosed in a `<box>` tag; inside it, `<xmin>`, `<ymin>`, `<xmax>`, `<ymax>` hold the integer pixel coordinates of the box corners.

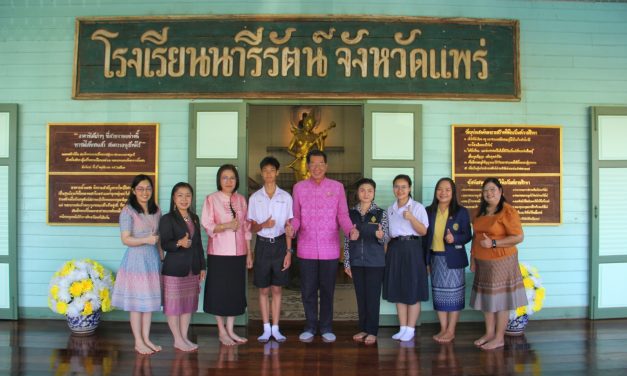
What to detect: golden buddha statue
<box><xmin>287</xmin><ymin>111</ymin><xmax>336</xmax><ymax>181</ymax></box>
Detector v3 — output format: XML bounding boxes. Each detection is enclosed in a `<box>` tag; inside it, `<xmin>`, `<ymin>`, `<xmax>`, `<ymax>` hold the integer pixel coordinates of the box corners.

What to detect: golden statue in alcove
<box><xmin>287</xmin><ymin>107</ymin><xmax>336</xmax><ymax>181</ymax></box>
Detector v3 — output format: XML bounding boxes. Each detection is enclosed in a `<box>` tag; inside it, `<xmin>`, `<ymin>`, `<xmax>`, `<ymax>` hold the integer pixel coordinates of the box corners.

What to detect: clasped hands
<box><xmin>222</xmin><ymin>218</ymin><xmax>239</xmax><ymax>232</ymax></box>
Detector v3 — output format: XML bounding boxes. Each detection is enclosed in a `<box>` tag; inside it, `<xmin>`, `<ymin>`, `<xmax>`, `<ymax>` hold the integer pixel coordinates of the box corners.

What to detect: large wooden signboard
<box><xmin>47</xmin><ymin>123</ymin><xmax>158</xmax><ymax>225</ymax></box>
<box><xmin>452</xmin><ymin>125</ymin><xmax>562</xmax><ymax>225</ymax></box>
<box><xmin>73</xmin><ymin>15</ymin><xmax>519</xmax><ymax>100</ymax></box>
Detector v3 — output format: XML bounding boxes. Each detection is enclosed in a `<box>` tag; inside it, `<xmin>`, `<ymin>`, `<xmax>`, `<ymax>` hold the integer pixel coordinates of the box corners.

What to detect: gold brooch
<box><xmin>452</xmin><ymin>223</ymin><xmax>459</xmax><ymax>231</ymax></box>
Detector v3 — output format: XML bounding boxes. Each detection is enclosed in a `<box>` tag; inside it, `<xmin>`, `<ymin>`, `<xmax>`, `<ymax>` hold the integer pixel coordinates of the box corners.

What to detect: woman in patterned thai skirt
<box><xmin>424</xmin><ymin>178</ymin><xmax>472</xmax><ymax>343</ymax></box>
<box><xmin>159</xmin><ymin>182</ymin><xmax>206</xmax><ymax>352</ymax></box>
<box><xmin>470</xmin><ymin>177</ymin><xmax>527</xmax><ymax>350</ymax></box>
<box><xmin>112</xmin><ymin>174</ymin><xmax>163</xmax><ymax>355</ymax></box>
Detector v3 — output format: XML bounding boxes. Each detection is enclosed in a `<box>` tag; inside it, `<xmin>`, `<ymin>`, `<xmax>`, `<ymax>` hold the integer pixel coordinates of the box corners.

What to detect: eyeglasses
<box><xmin>221</xmin><ymin>176</ymin><xmax>237</xmax><ymax>181</ymax></box>
<box><xmin>135</xmin><ymin>187</ymin><xmax>153</xmax><ymax>193</ymax></box>
<box><xmin>308</xmin><ymin>162</ymin><xmax>326</xmax><ymax>168</ymax></box>
<box><xmin>482</xmin><ymin>187</ymin><xmax>499</xmax><ymax>193</ymax></box>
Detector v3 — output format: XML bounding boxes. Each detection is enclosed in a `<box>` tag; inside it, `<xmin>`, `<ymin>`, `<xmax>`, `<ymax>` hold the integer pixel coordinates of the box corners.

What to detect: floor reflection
<box><xmin>395</xmin><ymin>339</ymin><xmax>420</xmax><ymax>376</ymax></box>
<box><xmin>133</xmin><ymin>353</ymin><xmax>152</xmax><ymax>376</ymax></box>
<box><xmin>170</xmin><ymin>350</ymin><xmax>199</xmax><ymax>376</ymax></box>
<box><xmin>215</xmin><ymin>343</ymin><xmax>239</xmax><ymax>369</ymax></box>
<box><xmin>260</xmin><ymin>340</ymin><xmax>281</xmax><ymax>376</ymax></box>
<box><xmin>506</xmin><ymin>334</ymin><xmax>540</xmax><ymax>375</ymax></box>
<box><xmin>5</xmin><ymin>318</ymin><xmax>616</xmax><ymax>375</ymax></box>
<box><xmin>50</xmin><ymin>333</ymin><xmax>118</xmax><ymax>376</ymax></box>
<box><xmin>432</xmin><ymin>342</ymin><xmax>462</xmax><ymax>375</ymax></box>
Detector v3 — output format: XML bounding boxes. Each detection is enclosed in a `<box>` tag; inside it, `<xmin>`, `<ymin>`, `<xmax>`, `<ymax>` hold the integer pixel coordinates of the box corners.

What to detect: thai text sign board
<box><xmin>452</xmin><ymin>125</ymin><xmax>562</xmax><ymax>225</ymax></box>
<box><xmin>73</xmin><ymin>15</ymin><xmax>519</xmax><ymax>100</ymax></box>
<box><xmin>47</xmin><ymin>123</ymin><xmax>158</xmax><ymax>225</ymax></box>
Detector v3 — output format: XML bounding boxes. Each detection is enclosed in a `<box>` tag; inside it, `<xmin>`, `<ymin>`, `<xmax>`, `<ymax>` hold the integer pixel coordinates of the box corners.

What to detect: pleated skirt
<box><xmin>383</xmin><ymin>238</ymin><xmax>429</xmax><ymax>305</ymax></box>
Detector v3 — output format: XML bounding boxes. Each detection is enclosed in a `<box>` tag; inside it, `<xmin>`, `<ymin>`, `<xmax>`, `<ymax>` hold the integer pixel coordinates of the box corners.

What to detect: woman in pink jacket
<box><xmin>201</xmin><ymin>164</ymin><xmax>252</xmax><ymax>346</ymax></box>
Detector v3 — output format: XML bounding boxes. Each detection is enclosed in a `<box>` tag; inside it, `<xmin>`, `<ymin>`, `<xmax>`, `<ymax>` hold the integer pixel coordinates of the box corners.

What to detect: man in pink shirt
<box><xmin>291</xmin><ymin>150</ymin><xmax>358</xmax><ymax>342</ymax></box>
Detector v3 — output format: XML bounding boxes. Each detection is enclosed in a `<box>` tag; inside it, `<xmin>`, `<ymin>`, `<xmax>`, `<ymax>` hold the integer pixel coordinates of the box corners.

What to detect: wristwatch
<box><xmin>287</xmin><ymin>248</ymin><xmax>295</xmax><ymax>254</ymax></box>
<box><xmin>492</xmin><ymin>239</ymin><xmax>497</xmax><ymax>248</ymax></box>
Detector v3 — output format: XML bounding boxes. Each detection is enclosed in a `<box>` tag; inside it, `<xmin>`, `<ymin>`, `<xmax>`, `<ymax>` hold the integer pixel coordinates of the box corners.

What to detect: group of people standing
<box><xmin>110</xmin><ymin>149</ymin><xmax>527</xmax><ymax>354</ymax></box>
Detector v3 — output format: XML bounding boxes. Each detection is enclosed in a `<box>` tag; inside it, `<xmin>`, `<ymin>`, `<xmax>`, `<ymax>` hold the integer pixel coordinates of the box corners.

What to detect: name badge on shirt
<box><xmin>453</xmin><ymin>223</ymin><xmax>459</xmax><ymax>231</ymax></box>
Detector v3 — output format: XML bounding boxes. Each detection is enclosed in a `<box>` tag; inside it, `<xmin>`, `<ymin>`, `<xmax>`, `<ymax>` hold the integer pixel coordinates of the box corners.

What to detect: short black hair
<box><xmin>216</xmin><ymin>164</ymin><xmax>240</xmax><ymax>192</ymax></box>
<box><xmin>306</xmin><ymin>149</ymin><xmax>327</xmax><ymax>164</ymax></box>
<box><xmin>354</xmin><ymin>177</ymin><xmax>377</xmax><ymax>201</ymax></box>
<box><xmin>260</xmin><ymin>156</ymin><xmax>280</xmax><ymax>170</ymax></box>
<box><xmin>355</xmin><ymin>177</ymin><xmax>376</xmax><ymax>190</ymax></box>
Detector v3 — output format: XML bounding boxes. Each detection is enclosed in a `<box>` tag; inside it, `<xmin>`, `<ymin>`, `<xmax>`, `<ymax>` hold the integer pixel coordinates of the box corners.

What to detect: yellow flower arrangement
<box><xmin>48</xmin><ymin>259</ymin><xmax>115</xmax><ymax>317</ymax></box>
<box><xmin>511</xmin><ymin>262</ymin><xmax>546</xmax><ymax>319</ymax></box>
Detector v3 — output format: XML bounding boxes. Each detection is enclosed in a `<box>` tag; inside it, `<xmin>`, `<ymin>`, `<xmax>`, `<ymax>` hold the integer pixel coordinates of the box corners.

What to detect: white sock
<box><xmin>272</xmin><ymin>325</ymin><xmax>286</xmax><ymax>342</ymax></box>
<box><xmin>392</xmin><ymin>326</ymin><xmax>407</xmax><ymax>340</ymax></box>
<box><xmin>258</xmin><ymin>323</ymin><xmax>272</xmax><ymax>342</ymax></box>
<box><xmin>400</xmin><ymin>327</ymin><xmax>415</xmax><ymax>341</ymax></box>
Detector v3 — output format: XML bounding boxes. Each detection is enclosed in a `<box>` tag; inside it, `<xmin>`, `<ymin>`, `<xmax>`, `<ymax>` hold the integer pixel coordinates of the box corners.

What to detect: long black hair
<box><xmin>169</xmin><ymin>182</ymin><xmax>195</xmax><ymax>216</ymax></box>
<box><xmin>216</xmin><ymin>164</ymin><xmax>239</xmax><ymax>218</ymax></box>
<box><xmin>426</xmin><ymin>177</ymin><xmax>461</xmax><ymax>217</ymax></box>
<box><xmin>477</xmin><ymin>177</ymin><xmax>507</xmax><ymax>217</ymax></box>
<box><xmin>126</xmin><ymin>174</ymin><xmax>159</xmax><ymax>215</ymax></box>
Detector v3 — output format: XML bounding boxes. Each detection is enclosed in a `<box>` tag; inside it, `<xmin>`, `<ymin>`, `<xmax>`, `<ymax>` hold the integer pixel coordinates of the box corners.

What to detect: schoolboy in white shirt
<box><xmin>248</xmin><ymin>156</ymin><xmax>294</xmax><ymax>342</ymax></box>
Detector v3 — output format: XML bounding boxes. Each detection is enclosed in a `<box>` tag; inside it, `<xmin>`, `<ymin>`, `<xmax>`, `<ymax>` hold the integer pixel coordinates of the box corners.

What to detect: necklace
<box><xmin>183</xmin><ymin>215</ymin><xmax>191</xmax><ymax>223</ymax></box>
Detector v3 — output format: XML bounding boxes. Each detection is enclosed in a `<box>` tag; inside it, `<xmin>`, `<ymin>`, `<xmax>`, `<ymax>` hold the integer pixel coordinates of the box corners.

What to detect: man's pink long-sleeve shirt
<box><xmin>291</xmin><ymin>177</ymin><xmax>353</xmax><ymax>260</ymax></box>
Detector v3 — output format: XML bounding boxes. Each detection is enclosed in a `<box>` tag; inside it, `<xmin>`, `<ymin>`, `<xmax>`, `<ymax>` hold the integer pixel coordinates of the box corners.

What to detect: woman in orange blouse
<box><xmin>470</xmin><ymin>177</ymin><xmax>527</xmax><ymax>350</ymax></box>
<box><xmin>201</xmin><ymin>164</ymin><xmax>253</xmax><ymax>346</ymax></box>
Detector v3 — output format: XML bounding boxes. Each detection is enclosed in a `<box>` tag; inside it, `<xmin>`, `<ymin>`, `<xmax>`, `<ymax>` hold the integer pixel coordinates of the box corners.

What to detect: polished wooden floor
<box><xmin>2</xmin><ymin>318</ymin><xmax>627</xmax><ymax>375</ymax></box>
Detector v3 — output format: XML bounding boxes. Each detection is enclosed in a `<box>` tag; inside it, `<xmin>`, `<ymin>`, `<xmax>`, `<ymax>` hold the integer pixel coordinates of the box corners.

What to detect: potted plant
<box><xmin>506</xmin><ymin>262</ymin><xmax>546</xmax><ymax>336</ymax></box>
<box><xmin>48</xmin><ymin>259</ymin><xmax>115</xmax><ymax>335</ymax></box>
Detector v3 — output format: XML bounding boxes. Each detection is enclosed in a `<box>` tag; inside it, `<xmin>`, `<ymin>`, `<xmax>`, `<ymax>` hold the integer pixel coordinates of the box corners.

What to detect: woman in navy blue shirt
<box><xmin>423</xmin><ymin>178</ymin><xmax>471</xmax><ymax>343</ymax></box>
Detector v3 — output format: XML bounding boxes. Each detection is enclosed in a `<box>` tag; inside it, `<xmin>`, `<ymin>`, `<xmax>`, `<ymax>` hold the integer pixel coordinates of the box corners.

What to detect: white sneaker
<box><xmin>299</xmin><ymin>331</ymin><xmax>314</xmax><ymax>342</ymax></box>
<box><xmin>321</xmin><ymin>332</ymin><xmax>336</xmax><ymax>343</ymax></box>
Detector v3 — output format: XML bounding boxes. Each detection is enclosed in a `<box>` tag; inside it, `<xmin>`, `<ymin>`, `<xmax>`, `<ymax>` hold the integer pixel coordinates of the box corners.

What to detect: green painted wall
<box><xmin>1</xmin><ymin>0</ymin><xmax>627</xmax><ymax>321</ymax></box>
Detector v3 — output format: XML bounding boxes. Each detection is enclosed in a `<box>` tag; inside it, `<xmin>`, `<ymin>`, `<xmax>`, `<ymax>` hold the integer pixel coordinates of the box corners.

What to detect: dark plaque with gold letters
<box><xmin>47</xmin><ymin>123</ymin><xmax>158</xmax><ymax>225</ymax></box>
<box><xmin>452</xmin><ymin>125</ymin><xmax>561</xmax><ymax>225</ymax></box>
<box><xmin>73</xmin><ymin>15</ymin><xmax>519</xmax><ymax>100</ymax></box>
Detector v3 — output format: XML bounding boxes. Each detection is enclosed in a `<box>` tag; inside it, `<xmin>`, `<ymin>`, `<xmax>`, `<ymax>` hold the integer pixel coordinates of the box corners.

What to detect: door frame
<box><xmin>590</xmin><ymin>106</ymin><xmax>627</xmax><ymax>319</ymax></box>
<box><xmin>0</xmin><ymin>104</ymin><xmax>18</xmax><ymax>320</ymax></box>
